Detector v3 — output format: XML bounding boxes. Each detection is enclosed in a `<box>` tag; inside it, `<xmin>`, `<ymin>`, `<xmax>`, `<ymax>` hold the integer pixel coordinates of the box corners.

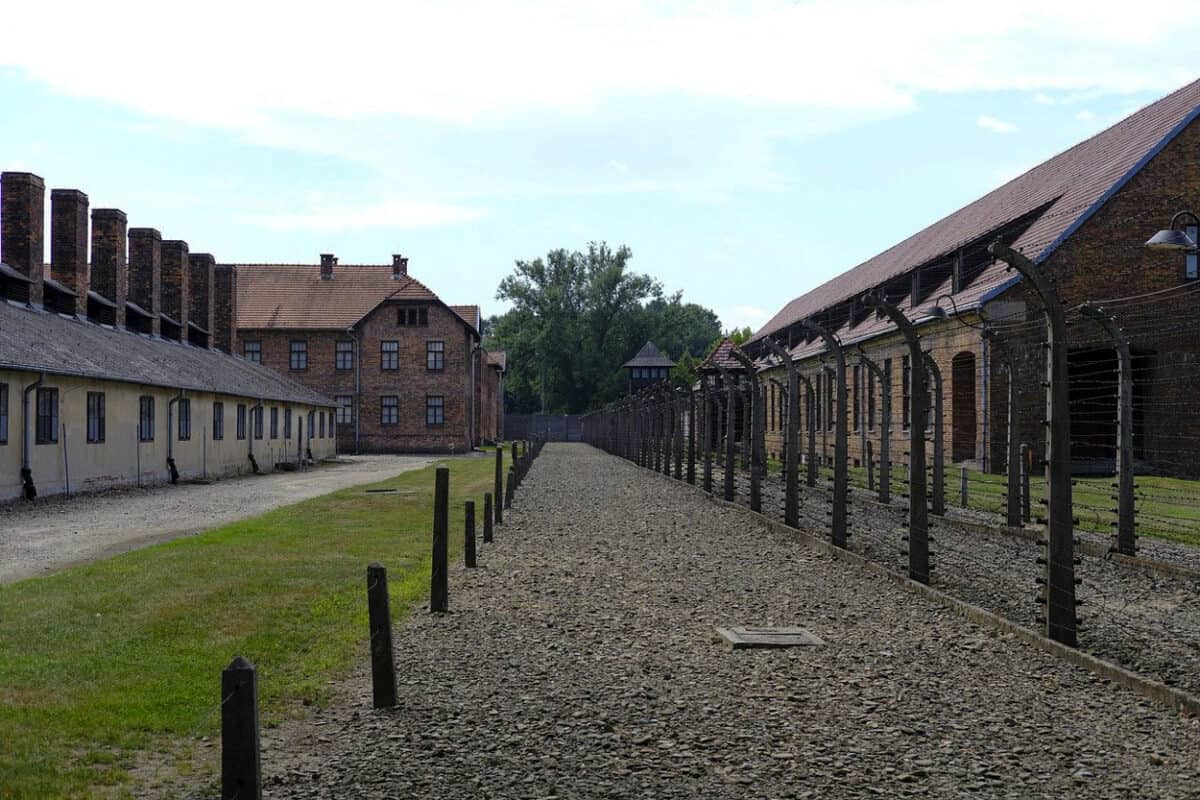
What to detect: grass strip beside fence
<box><xmin>0</xmin><ymin>453</ymin><xmax>496</xmax><ymax>799</ymax></box>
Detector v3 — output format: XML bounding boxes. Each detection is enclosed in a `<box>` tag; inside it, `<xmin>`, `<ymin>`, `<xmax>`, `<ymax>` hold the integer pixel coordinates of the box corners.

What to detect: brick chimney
<box><xmin>50</xmin><ymin>188</ymin><xmax>89</xmax><ymax>316</ymax></box>
<box><xmin>188</xmin><ymin>252</ymin><xmax>215</xmax><ymax>344</ymax></box>
<box><xmin>91</xmin><ymin>209</ymin><xmax>128</xmax><ymax>327</ymax></box>
<box><xmin>320</xmin><ymin>253</ymin><xmax>336</xmax><ymax>280</ymax></box>
<box><xmin>128</xmin><ymin>227</ymin><xmax>162</xmax><ymax>335</ymax></box>
<box><xmin>160</xmin><ymin>239</ymin><xmax>190</xmax><ymax>334</ymax></box>
<box><xmin>392</xmin><ymin>254</ymin><xmax>408</xmax><ymax>279</ymax></box>
<box><xmin>1</xmin><ymin>172</ymin><xmax>46</xmax><ymax>307</ymax></box>
<box><xmin>214</xmin><ymin>264</ymin><xmax>239</xmax><ymax>355</ymax></box>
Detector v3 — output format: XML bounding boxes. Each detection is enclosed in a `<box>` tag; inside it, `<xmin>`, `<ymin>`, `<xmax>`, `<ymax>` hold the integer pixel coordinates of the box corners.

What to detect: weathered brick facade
<box><xmin>236</xmin><ymin>262</ymin><xmax>504</xmax><ymax>453</ymax></box>
<box><xmin>753</xmin><ymin>80</ymin><xmax>1200</xmax><ymax>478</ymax></box>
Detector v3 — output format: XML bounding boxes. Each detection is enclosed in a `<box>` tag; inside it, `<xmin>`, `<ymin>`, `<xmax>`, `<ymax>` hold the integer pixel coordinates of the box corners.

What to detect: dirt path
<box><xmin>0</xmin><ymin>455</ymin><xmax>433</xmax><ymax>584</ymax></box>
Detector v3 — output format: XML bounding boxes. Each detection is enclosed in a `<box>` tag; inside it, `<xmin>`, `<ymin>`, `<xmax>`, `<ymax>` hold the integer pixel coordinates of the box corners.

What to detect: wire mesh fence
<box><xmin>582</xmin><ymin>271</ymin><xmax>1200</xmax><ymax>694</ymax></box>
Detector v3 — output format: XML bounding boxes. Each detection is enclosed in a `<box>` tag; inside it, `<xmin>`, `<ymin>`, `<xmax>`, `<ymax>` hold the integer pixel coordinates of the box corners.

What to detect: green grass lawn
<box><xmin>0</xmin><ymin>451</ymin><xmax>502</xmax><ymax>798</ymax></box>
<box><xmin>758</xmin><ymin>455</ymin><xmax>1200</xmax><ymax>546</ymax></box>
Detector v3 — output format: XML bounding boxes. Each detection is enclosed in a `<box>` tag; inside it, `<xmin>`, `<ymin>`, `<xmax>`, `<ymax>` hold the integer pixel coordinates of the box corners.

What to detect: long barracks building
<box><xmin>0</xmin><ymin>171</ymin><xmax>337</xmax><ymax>501</ymax></box>
<box><xmin>747</xmin><ymin>77</ymin><xmax>1200</xmax><ymax>477</ymax></box>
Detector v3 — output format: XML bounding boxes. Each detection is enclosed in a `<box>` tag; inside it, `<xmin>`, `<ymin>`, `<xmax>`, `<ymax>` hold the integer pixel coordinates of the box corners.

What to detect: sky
<box><xmin>2</xmin><ymin>0</ymin><xmax>1199</xmax><ymax>335</ymax></box>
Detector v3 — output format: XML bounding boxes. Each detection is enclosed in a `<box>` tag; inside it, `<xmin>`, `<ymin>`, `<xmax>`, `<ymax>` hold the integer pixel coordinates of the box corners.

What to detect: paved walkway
<box><xmin>0</xmin><ymin>454</ymin><xmax>432</xmax><ymax>584</ymax></box>
<box><xmin>254</xmin><ymin>444</ymin><xmax>1200</xmax><ymax>799</ymax></box>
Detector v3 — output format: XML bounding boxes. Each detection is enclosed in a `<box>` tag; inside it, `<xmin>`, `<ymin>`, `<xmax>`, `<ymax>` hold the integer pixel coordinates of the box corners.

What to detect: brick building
<box><xmin>0</xmin><ymin>171</ymin><xmax>337</xmax><ymax>501</ymax></box>
<box><xmin>235</xmin><ymin>256</ymin><xmax>504</xmax><ymax>453</ymax></box>
<box><xmin>747</xmin><ymin>77</ymin><xmax>1200</xmax><ymax>476</ymax></box>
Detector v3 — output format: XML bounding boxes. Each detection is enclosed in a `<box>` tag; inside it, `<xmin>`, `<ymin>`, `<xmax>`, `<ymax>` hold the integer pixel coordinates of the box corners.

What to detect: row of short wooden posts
<box><xmin>218</xmin><ymin>441</ymin><xmax>544</xmax><ymax>800</ymax></box>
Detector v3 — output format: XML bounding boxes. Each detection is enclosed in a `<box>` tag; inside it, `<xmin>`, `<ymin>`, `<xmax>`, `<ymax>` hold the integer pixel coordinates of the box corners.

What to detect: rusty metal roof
<box><xmin>0</xmin><ymin>301</ymin><xmax>333</xmax><ymax>406</ymax></box>
<box><xmin>755</xmin><ymin>77</ymin><xmax>1200</xmax><ymax>341</ymax></box>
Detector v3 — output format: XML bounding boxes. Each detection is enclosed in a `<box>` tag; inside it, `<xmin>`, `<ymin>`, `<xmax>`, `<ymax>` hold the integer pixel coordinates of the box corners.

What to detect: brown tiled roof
<box><xmin>0</xmin><ymin>301</ymin><xmax>333</xmax><ymax>406</ymax></box>
<box><xmin>622</xmin><ymin>341</ymin><xmax>675</xmax><ymax>368</ymax></box>
<box><xmin>486</xmin><ymin>350</ymin><xmax>506</xmax><ymax>370</ymax></box>
<box><xmin>235</xmin><ymin>263</ymin><xmax>443</xmax><ymax>330</ymax></box>
<box><xmin>755</xmin><ymin>77</ymin><xmax>1200</xmax><ymax>341</ymax></box>
<box><xmin>449</xmin><ymin>304</ymin><xmax>480</xmax><ymax>331</ymax></box>
<box><xmin>698</xmin><ymin>337</ymin><xmax>748</xmax><ymax>373</ymax></box>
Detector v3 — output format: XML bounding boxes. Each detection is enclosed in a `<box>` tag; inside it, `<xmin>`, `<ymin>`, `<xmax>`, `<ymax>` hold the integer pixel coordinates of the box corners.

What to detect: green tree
<box><xmin>485</xmin><ymin>243</ymin><xmax>722</xmax><ymax>412</ymax></box>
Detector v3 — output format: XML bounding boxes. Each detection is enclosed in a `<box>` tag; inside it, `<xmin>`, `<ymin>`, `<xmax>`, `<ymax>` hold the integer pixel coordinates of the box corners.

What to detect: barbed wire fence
<box><xmin>582</xmin><ymin>263</ymin><xmax>1200</xmax><ymax>697</ymax></box>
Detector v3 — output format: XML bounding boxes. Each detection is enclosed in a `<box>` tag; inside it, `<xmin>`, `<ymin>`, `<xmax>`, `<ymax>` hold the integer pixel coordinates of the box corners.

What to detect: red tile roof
<box><xmin>755</xmin><ymin>77</ymin><xmax>1200</xmax><ymax>341</ymax></box>
<box><xmin>449</xmin><ymin>304</ymin><xmax>480</xmax><ymax>331</ymax></box>
<box><xmin>235</xmin><ymin>263</ymin><xmax>477</xmax><ymax>333</ymax></box>
<box><xmin>698</xmin><ymin>337</ymin><xmax>749</xmax><ymax>373</ymax></box>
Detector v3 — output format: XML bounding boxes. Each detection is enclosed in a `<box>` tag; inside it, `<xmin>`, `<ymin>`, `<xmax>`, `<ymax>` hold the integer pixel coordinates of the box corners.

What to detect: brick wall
<box><xmin>240</xmin><ymin>300</ymin><xmax>477</xmax><ymax>453</ymax></box>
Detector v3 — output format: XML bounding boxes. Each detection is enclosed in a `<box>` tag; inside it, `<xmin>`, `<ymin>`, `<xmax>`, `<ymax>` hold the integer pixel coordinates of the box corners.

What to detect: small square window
<box><xmin>244</xmin><ymin>341</ymin><xmax>262</xmax><ymax>363</ymax></box>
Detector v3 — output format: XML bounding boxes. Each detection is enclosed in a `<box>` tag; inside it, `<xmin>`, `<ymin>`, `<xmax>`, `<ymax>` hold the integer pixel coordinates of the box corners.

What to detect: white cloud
<box><xmin>1</xmin><ymin>0</ymin><xmax>1197</xmax><ymax>132</ymax></box>
<box><xmin>977</xmin><ymin>115</ymin><xmax>1018</xmax><ymax>134</ymax></box>
<box><xmin>1032</xmin><ymin>92</ymin><xmax>1058</xmax><ymax>105</ymax></box>
<box><xmin>1076</xmin><ymin>109</ymin><xmax>1097</xmax><ymax>121</ymax></box>
<box><xmin>243</xmin><ymin>200</ymin><xmax>486</xmax><ymax>232</ymax></box>
<box><xmin>718</xmin><ymin>304</ymin><xmax>771</xmax><ymax>331</ymax></box>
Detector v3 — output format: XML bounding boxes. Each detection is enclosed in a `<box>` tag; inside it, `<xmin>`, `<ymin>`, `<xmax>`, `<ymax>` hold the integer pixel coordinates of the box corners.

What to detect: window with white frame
<box><xmin>244</xmin><ymin>340</ymin><xmax>262</xmax><ymax>363</ymax></box>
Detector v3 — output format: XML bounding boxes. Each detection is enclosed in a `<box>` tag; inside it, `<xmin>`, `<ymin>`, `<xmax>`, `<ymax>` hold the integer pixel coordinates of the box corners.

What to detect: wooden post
<box><xmin>959</xmin><ymin>466</ymin><xmax>969</xmax><ymax>508</ymax></box>
<box><xmin>430</xmin><ymin>467</ymin><xmax>449</xmax><ymax>613</ymax></box>
<box><xmin>483</xmin><ymin>493</ymin><xmax>494</xmax><ymax>543</ymax></box>
<box><xmin>221</xmin><ymin>656</ymin><xmax>262</xmax><ymax>800</ymax></box>
<box><xmin>505</xmin><ymin>466</ymin><xmax>515</xmax><ymax>509</ymax></box>
<box><xmin>702</xmin><ymin>377</ymin><xmax>714</xmax><ymax>493</ymax></box>
<box><xmin>464</xmin><ymin>500</ymin><xmax>477</xmax><ymax>568</ymax></box>
<box><xmin>366</xmin><ymin>563</ymin><xmax>397</xmax><ymax>709</ymax></box>
<box><xmin>494</xmin><ymin>447</ymin><xmax>503</xmax><ymax>526</ymax></box>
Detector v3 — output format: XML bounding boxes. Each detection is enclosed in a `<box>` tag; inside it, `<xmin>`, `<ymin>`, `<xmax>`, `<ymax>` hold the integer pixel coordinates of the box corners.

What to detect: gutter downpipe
<box><xmin>248</xmin><ymin>398</ymin><xmax>263</xmax><ymax>473</ymax></box>
<box><xmin>167</xmin><ymin>389</ymin><xmax>183</xmax><ymax>484</ymax></box>
<box><xmin>351</xmin><ymin>326</ymin><xmax>361</xmax><ymax>454</ymax></box>
<box><xmin>21</xmin><ymin>373</ymin><xmax>45</xmax><ymax>500</ymax></box>
<box><xmin>470</xmin><ymin>342</ymin><xmax>479</xmax><ymax>450</ymax></box>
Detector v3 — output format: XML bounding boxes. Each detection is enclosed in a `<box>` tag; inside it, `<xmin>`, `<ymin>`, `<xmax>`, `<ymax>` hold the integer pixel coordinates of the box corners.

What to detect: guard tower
<box><xmin>623</xmin><ymin>341</ymin><xmax>675</xmax><ymax>394</ymax></box>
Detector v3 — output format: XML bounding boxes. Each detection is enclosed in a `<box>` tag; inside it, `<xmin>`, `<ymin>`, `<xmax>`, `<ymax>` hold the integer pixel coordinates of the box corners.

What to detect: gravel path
<box><xmin>0</xmin><ymin>455</ymin><xmax>432</xmax><ymax>584</ymax></box>
<box><xmin>713</xmin><ymin>463</ymin><xmax>1200</xmax><ymax>696</ymax></box>
<box><xmin>253</xmin><ymin>443</ymin><xmax>1200</xmax><ymax>799</ymax></box>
